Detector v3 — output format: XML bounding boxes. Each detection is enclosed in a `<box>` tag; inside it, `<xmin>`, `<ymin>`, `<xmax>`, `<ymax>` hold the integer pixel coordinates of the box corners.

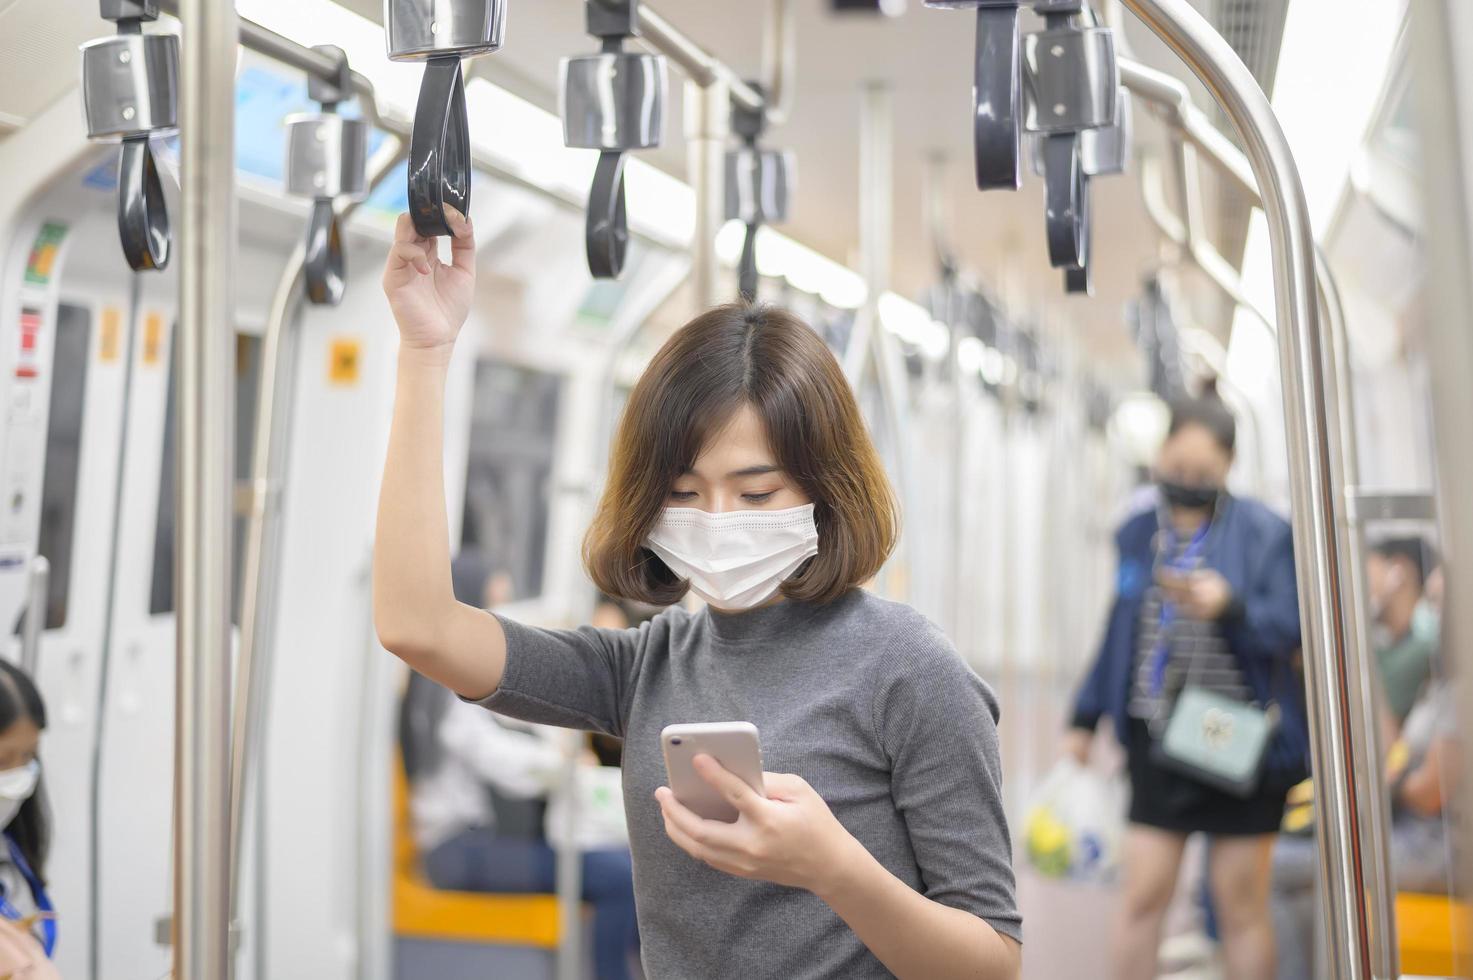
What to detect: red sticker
<box><xmin>14</xmin><ymin>366</ymin><xmax>37</xmax><ymax>380</ymax></box>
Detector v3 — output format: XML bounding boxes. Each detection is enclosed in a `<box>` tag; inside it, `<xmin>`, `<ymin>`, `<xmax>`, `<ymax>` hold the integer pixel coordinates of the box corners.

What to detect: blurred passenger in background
<box><xmin>0</xmin><ymin>660</ymin><xmax>57</xmax><ymax>976</ymax></box>
<box><xmin>1366</xmin><ymin>537</ymin><xmax>1440</xmax><ymax>723</ymax></box>
<box><xmin>1067</xmin><ymin>389</ymin><xmax>1308</xmax><ymax>980</ymax></box>
<box><xmin>402</xmin><ymin>552</ymin><xmax>639</xmax><ymax>980</ymax></box>
<box><xmin>1271</xmin><ymin>662</ymin><xmax>1459</xmax><ymax>977</ymax></box>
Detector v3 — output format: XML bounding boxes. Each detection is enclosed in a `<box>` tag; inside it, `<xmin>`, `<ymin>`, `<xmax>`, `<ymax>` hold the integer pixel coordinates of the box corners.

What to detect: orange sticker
<box><xmin>100</xmin><ymin>308</ymin><xmax>122</xmax><ymax>363</ymax></box>
<box><xmin>328</xmin><ymin>337</ymin><xmax>360</xmax><ymax>385</ymax></box>
<box><xmin>142</xmin><ymin>313</ymin><xmax>164</xmax><ymax>366</ymax></box>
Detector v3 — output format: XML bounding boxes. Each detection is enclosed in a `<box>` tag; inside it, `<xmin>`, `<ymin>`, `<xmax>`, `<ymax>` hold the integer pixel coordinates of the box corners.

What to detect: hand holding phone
<box><xmin>660</xmin><ymin>722</ymin><xmax>765</xmax><ymax>823</ymax></box>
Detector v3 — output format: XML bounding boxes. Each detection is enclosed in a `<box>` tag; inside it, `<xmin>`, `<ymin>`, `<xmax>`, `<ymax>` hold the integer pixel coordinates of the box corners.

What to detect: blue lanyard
<box><xmin>0</xmin><ymin>833</ymin><xmax>55</xmax><ymax>958</ymax></box>
<box><xmin>1147</xmin><ymin>519</ymin><xmax>1212</xmax><ymax>698</ymax></box>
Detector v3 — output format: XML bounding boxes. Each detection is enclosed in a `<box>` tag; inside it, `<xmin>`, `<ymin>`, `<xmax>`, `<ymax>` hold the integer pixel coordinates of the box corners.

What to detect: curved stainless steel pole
<box><xmin>1409</xmin><ymin>0</ymin><xmax>1473</xmax><ymax>913</ymax></box>
<box><xmin>1118</xmin><ymin>2</ymin><xmax>1368</xmax><ymax>977</ymax></box>
<box><xmin>229</xmin><ymin>137</ymin><xmax>408</xmax><ymax>948</ymax></box>
<box><xmin>1316</xmin><ymin>247</ymin><xmax>1399</xmax><ymax>978</ymax></box>
<box><xmin>174</xmin><ymin>1</ymin><xmax>238</xmax><ymax>976</ymax></box>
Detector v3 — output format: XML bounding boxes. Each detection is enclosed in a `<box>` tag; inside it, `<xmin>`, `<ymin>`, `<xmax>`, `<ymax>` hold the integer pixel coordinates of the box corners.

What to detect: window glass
<box><xmin>459</xmin><ymin>361</ymin><xmax>562</xmax><ymax>603</ymax></box>
<box><xmin>36</xmin><ymin>303</ymin><xmax>92</xmax><ymax>629</ymax></box>
<box><xmin>150</xmin><ymin>333</ymin><xmax>263</xmax><ymax>621</ymax></box>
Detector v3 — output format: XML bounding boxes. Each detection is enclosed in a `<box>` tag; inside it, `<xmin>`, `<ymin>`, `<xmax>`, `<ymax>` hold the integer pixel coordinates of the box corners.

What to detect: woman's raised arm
<box><xmin>373</xmin><ymin>209</ymin><xmax>506</xmax><ymax>700</ymax></box>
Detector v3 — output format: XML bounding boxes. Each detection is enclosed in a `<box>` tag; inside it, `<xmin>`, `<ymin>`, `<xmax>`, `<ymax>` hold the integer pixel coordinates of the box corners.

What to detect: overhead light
<box><xmin>957</xmin><ymin>336</ymin><xmax>985</xmax><ymax>375</ymax></box>
<box><xmin>979</xmin><ymin>346</ymin><xmax>1006</xmax><ymax>386</ymax></box>
<box><xmin>1109</xmin><ymin>393</ymin><xmax>1170</xmax><ymax>467</ymax></box>
<box><xmin>877</xmin><ymin>292</ymin><xmax>949</xmax><ymax>359</ymax></box>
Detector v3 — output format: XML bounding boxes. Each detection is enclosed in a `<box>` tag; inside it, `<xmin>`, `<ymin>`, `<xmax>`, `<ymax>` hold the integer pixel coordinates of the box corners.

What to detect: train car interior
<box><xmin>0</xmin><ymin>0</ymin><xmax>1469</xmax><ymax>978</ymax></box>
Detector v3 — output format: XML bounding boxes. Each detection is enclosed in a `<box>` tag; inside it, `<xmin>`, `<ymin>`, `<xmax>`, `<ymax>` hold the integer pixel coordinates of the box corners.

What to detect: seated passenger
<box><xmin>0</xmin><ymin>661</ymin><xmax>58</xmax><ymax>977</ymax></box>
<box><xmin>403</xmin><ymin>556</ymin><xmax>639</xmax><ymax>980</ymax></box>
<box><xmin>1271</xmin><ymin>666</ymin><xmax>1460</xmax><ymax>978</ymax></box>
<box><xmin>1366</xmin><ymin>537</ymin><xmax>1440</xmax><ymax>723</ymax></box>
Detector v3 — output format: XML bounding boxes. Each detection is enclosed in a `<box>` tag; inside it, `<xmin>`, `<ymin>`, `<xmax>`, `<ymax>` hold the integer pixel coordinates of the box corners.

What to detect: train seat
<box><xmin>1397</xmin><ymin>892</ymin><xmax>1473</xmax><ymax>977</ymax></box>
<box><xmin>392</xmin><ymin>760</ymin><xmax>570</xmax><ymax>951</ymax></box>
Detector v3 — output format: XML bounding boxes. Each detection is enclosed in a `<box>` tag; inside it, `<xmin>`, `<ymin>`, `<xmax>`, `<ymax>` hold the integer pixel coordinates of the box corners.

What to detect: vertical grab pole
<box><xmin>685</xmin><ymin>78</ymin><xmax>731</xmax><ymax>309</ymax></box>
<box><xmin>1409</xmin><ymin>0</ymin><xmax>1473</xmax><ymax>909</ymax></box>
<box><xmin>1316</xmin><ymin>249</ymin><xmax>1400</xmax><ymax>978</ymax></box>
<box><xmin>174</xmin><ymin>0</ymin><xmax>238</xmax><ymax>977</ymax></box>
<box><xmin>1117</xmin><ymin>1</ymin><xmax>1369</xmax><ymax>977</ymax></box>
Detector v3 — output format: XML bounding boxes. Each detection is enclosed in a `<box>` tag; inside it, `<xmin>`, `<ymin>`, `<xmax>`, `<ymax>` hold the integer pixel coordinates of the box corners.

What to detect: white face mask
<box><xmin>645</xmin><ymin>503</ymin><xmax>820</xmax><ymax>611</ymax></box>
<box><xmin>0</xmin><ymin>760</ymin><xmax>39</xmax><ymax>830</ymax></box>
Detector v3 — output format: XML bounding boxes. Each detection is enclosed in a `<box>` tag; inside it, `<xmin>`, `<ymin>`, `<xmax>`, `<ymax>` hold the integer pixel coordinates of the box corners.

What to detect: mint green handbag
<box><xmin>1154</xmin><ymin>685</ymin><xmax>1281</xmax><ymax>798</ymax></box>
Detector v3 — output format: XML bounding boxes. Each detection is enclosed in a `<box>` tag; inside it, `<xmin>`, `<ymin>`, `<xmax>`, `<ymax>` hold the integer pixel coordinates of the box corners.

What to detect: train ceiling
<box><xmin>0</xmin><ymin>0</ymin><xmax>1289</xmax><ymax>382</ymax></box>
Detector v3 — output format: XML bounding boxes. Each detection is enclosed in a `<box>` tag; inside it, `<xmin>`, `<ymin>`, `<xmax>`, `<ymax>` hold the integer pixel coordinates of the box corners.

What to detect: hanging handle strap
<box><xmin>408</xmin><ymin>56</ymin><xmax>471</xmax><ymax>239</ymax></box>
<box><xmin>972</xmin><ymin>3</ymin><xmax>1023</xmax><ymax>191</ymax></box>
<box><xmin>738</xmin><ymin>220</ymin><xmax>759</xmax><ymax>302</ymax></box>
<box><xmin>304</xmin><ymin>198</ymin><xmax>346</xmax><ymax>306</ymax></box>
<box><xmin>586</xmin><ymin>150</ymin><xmax>629</xmax><ymax>279</ymax></box>
<box><xmin>117</xmin><ymin>134</ymin><xmax>169</xmax><ymax>271</ymax></box>
<box><xmin>1043</xmin><ymin>132</ymin><xmax>1089</xmax><ymax>269</ymax></box>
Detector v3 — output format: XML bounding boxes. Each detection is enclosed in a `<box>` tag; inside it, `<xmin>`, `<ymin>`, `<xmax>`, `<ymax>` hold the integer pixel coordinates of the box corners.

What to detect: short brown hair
<box><xmin>583</xmin><ymin>303</ymin><xmax>899</xmax><ymax>606</ymax></box>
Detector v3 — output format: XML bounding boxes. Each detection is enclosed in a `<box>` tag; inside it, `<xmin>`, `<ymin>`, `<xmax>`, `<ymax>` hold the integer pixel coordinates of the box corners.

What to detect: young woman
<box><xmin>373</xmin><ymin>210</ymin><xmax>1022</xmax><ymax>979</ymax></box>
<box><xmin>1066</xmin><ymin>393</ymin><xmax>1308</xmax><ymax>980</ymax></box>
<box><xmin>0</xmin><ymin>660</ymin><xmax>57</xmax><ymax>973</ymax></box>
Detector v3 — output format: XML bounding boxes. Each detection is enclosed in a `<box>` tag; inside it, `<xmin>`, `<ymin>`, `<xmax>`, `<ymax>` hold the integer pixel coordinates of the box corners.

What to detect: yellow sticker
<box><xmin>328</xmin><ymin>337</ymin><xmax>360</xmax><ymax>385</ymax></box>
<box><xmin>142</xmin><ymin>313</ymin><xmax>164</xmax><ymax>366</ymax></box>
<box><xmin>99</xmin><ymin>308</ymin><xmax>122</xmax><ymax>363</ymax></box>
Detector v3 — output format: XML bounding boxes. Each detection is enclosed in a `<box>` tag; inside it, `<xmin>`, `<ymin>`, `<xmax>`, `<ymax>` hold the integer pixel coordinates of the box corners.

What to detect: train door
<box><xmin>93</xmin><ymin>250</ymin><xmax>275</xmax><ymax>977</ymax></box>
<box><xmin>89</xmin><ymin>262</ymin><xmax>177</xmax><ymax>980</ymax></box>
<box><xmin>0</xmin><ymin>154</ymin><xmax>152</xmax><ymax>979</ymax></box>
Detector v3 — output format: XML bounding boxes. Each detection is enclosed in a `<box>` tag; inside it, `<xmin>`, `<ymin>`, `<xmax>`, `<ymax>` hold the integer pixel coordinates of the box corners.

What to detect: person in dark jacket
<box><xmin>1064</xmin><ymin>391</ymin><xmax>1308</xmax><ymax>980</ymax></box>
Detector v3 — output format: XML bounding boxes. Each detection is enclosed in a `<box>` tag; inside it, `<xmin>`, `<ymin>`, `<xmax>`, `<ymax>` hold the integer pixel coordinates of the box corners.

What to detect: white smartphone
<box><xmin>660</xmin><ymin>722</ymin><xmax>765</xmax><ymax>823</ymax></box>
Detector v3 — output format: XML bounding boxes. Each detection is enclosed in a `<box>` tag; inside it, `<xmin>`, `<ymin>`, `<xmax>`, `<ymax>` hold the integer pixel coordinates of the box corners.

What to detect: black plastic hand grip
<box><xmin>973</xmin><ymin>4</ymin><xmax>1023</xmax><ymax>191</ymax></box>
<box><xmin>738</xmin><ymin>221</ymin><xmax>759</xmax><ymax>302</ymax></box>
<box><xmin>586</xmin><ymin>150</ymin><xmax>629</xmax><ymax>279</ymax></box>
<box><xmin>409</xmin><ymin>57</ymin><xmax>471</xmax><ymax>239</ymax></box>
<box><xmin>1044</xmin><ymin>132</ymin><xmax>1089</xmax><ymax>269</ymax></box>
<box><xmin>304</xmin><ymin>198</ymin><xmax>346</xmax><ymax>306</ymax></box>
<box><xmin>117</xmin><ymin>135</ymin><xmax>169</xmax><ymax>272</ymax></box>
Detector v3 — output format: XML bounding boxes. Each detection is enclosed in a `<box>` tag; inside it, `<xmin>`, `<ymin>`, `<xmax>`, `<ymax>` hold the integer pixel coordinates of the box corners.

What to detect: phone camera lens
<box><xmin>671</xmin><ymin>737</ymin><xmax>682</xmax><ymax>746</ymax></box>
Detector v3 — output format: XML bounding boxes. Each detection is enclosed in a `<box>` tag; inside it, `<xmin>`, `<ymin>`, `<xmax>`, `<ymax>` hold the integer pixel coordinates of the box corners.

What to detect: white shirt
<box><xmin>409</xmin><ymin>700</ymin><xmax>566</xmax><ymax>852</ymax></box>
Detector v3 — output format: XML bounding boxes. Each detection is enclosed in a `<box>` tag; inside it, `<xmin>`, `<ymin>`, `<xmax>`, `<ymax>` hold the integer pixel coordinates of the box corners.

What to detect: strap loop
<box><xmin>1043</xmin><ymin>132</ymin><xmax>1089</xmax><ymax>270</ymax></box>
<box><xmin>586</xmin><ymin>150</ymin><xmax>629</xmax><ymax>279</ymax></box>
<box><xmin>117</xmin><ymin>135</ymin><xmax>169</xmax><ymax>271</ymax></box>
<box><xmin>304</xmin><ymin>199</ymin><xmax>347</xmax><ymax>306</ymax></box>
<box><xmin>972</xmin><ymin>4</ymin><xmax>1023</xmax><ymax>191</ymax></box>
<box><xmin>408</xmin><ymin>57</ymin><xmax>471</xmax><ymax>239</ymax></box>
<box><xmin>738</xmin><ymin>221</ymin><xmax>759</xmax><ymax>302</ymax></box>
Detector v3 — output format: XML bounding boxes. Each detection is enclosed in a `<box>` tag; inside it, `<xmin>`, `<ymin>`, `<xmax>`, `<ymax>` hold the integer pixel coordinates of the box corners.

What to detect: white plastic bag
<box><xmin>1023</xmin><ymin>757</ymin><xmax>1125</xmax><ymax>883</ymax></box>
<box><xmin>545</xmin><ymin>764</ymin><xmax>629</xmax><ymax>850</ymax></box>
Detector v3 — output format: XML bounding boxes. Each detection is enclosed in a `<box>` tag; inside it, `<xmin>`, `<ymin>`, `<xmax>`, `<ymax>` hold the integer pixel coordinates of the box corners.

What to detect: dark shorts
<box><xmin>1126</xmin><ymin>718</ymin><xmax>1290</xmax><ymax>836</ymax></box>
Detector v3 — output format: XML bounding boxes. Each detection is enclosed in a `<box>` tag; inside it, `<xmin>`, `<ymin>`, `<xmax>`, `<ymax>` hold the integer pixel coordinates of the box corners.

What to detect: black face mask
<box><xmin>1159</xmin><ymin>479</ymin><xmax>1221</xmax><ymax>511</ymax></box>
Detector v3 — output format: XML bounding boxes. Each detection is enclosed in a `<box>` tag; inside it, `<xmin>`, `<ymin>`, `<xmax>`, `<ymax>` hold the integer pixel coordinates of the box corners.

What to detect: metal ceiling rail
<box><xmin>1120</xmin><ymin>2</ymin><xmax>1374</xmax><ymax>977</ymax></box>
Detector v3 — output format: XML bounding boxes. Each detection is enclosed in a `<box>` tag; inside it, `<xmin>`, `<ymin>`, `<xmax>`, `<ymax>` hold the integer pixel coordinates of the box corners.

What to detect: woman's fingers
<box><xmin>446</xmin><ymin>206</ymin><xmax>476</xmax><ymax>274</ymax></box>
<box><xmin>393</xmin><ymin>211</ymin><xmax>429</xmax><ymax>245</ymax></box>
<box><xmin>388</xmin><ymin>241</ymin><xmax>432</xmax><ymax>277</ymax></box>
<box><xmin>759</xmin><ymin>772</ymin><xmax>810</xmax><ymax>801</ymax></box>
<box><xmin>693</xmin><ymin>754</ymin><xmax>764</xmax><ymax>814</ymax></box>
<box><xmin>655</xmin><ymin>787</ymin><xmax>743</xmax><ymax>850</ymax></box>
